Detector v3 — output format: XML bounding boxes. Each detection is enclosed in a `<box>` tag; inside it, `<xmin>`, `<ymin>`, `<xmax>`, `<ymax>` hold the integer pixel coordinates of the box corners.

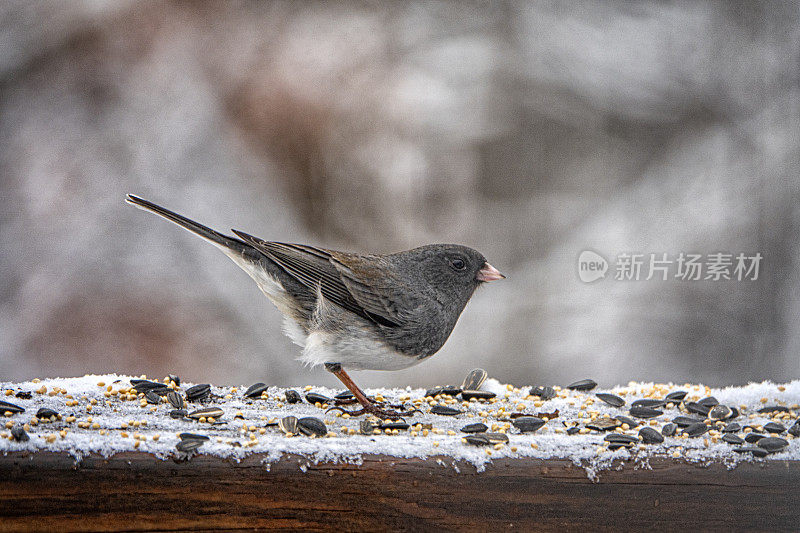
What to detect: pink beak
<box><xmin>476</xmin><ymin>262</ymin><xmax>505</xmax><ymax>282</ymax></box>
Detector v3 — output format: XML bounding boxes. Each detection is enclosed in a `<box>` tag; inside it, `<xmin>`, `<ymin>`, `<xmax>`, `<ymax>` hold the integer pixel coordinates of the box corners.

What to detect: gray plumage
<box><xmin>126</xmin><ymin>194</ymin><xmax>499</xmax><ymax>371</ymax></box>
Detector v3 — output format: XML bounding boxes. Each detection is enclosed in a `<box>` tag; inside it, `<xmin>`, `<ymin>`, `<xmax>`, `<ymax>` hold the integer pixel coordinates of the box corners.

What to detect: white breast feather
<box><xmin>225</xmin><ymin>250</ymin><xmax>419</xmax><ymax>371</ymax></box>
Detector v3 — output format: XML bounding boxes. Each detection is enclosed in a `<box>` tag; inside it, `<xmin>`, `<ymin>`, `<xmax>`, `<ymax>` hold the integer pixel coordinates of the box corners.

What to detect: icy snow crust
<box><xmin>1</xmin><ymin>375</ymin><xmax>798</xmax><ymax>477</ymax></box>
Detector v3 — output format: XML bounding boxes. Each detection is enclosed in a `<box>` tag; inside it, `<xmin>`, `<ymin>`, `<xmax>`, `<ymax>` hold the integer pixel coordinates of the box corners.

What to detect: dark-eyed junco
<box><xmin>126</xmin><ymin>195</ymin><xmax>504</xmax><ymax>418</ymax></box>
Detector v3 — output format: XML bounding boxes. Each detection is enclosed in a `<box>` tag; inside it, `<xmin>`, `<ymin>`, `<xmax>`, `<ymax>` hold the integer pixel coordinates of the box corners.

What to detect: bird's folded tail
<box><xmin>125</xmin><ymin>194</ymin><xmax>252</xmax><ymax>256</ymax></box>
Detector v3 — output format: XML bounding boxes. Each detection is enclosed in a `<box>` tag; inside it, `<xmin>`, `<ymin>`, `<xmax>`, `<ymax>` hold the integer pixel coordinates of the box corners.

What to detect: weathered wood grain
<box><xmin>0</xmin><ymin>452</ymin><xmax>797</xmax><ymax>531</ymax></box>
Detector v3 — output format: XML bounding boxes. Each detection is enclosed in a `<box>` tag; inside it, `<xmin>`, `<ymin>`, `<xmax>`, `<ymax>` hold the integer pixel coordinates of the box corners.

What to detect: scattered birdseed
<box><xmin>297</xmin><ymin>417</ymin><xmax>327</xmax><ymax>437</ymax></box>
<box><xmin>460</xmin><ymin>423</ymin><xmax>488</xmax><ymax>434</ymax></box>
<box><xmin>529</xmin><ymin>386</ymin><xmax>556</xmax><ymax>400</ymax></box>
<box><xmin>595</xmin><ymin>393</ymin><xmax>625</xmax><ymax>408</ymax></box>
<box><xmin>187</xmin><ymin>407</ymin><xmax>223</xmax><ymax>420</ymax></box>
<box><xmin>430</xmin><ymin>405</ymin><xmax>461</xmax><ymax>416</ymax></box>
<box><xmin>665</xmin><ymin>391</ymin><xmax>688</xmax><ymax>402</ymax></box>
<box><xmin>182</xmin><ymin>384</ymin><xmax>209</xmax><ymax>402</ymax></box>
<box><xmin>585</xmin><ymin>418</ymin><xmax>619</xmax><ymax>432</ymax></box>
<box><xmin>661</xmin><ymin>423</ymin><xmax>677</xmax><ymax>437</ymax></box>
<box><xmin>167</xmin><ymin>391</ymin><xmax>184</xmax><ymax>409</ymax></box>
<box><xmin>629</xmin><ymin>406</ymin><xmax>663</xmax><ymax>419</ymax></box>
<box><xmin>722</xmin><ymin>434</ymin><xmax>745</xmax><ymax>445</ymax></box>
<box><xmin>639</xmin><ymin>427</ymin><xmax>664</xmax><ymax>444</ymax></box>
<box><xmin>461</xmin><ymin>369</ymin><xmax>488</xmax><ymax>391</ymax></box>
<box><xmin>683</xmin><ymin>422</ymin><xmax>709</xmax><ymax>438</ymax></box>
<box><xmin>461</xmin><ymin>390</ymin><xmax>496</xmax><ymax>401</ymax></box>
<box><xmin>244</xmin><ymin>383</ymin><xmax>268</xmax><ymax>399</ymax></box>
<box><xmin>305</xmin><ymin>392</ymin><xmax>331</xmax><ymax>405</ymax></box>
<box><xmin>733</xmin><ymin>446</ymin><xmax>768</xmax><ymax>458</ymax></box>
<box><xmin>757</xmin><ymin>437</ymin><xmax>789</xmax><ymax>453</ymax></box>
<box><xmin>763</xmin><ymin>422</ymin><xmax>786</xmax><ymax>434</ymax></box>
<box><xmin>566</xmin><ymin>379</ymin><xmax>597</xmax><ymax>392</ymax></box>
<box><xmin>630</xmin><ymin>399</ymin><xmax>666</xmax><ymax>409</ymax></box>
<box><xmin>512</xmin><ymin>417</ymin><xmax>546</xmax><ymax>433</ymax></box>
<box><xmin>0</xmin><ymin>401</ymin><xmax>24</xmax><ymax>414</ymax></box>
<box><xmin>284</xmin><ymin>390</ymin><xmax>301</xmax><ymax>404</ymax></box>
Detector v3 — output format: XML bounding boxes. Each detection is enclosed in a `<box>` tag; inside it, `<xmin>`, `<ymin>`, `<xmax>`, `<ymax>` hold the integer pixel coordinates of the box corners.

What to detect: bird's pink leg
<box><xmin>324</xmin><ymin>363</ymin><xmax>418</xmax><ymax>419</ymax></box>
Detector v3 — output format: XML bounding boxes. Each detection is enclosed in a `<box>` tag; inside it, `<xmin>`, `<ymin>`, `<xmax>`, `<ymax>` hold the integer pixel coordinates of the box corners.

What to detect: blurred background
<box><xmin>1</xmin><ymin>1</ymin><xmax>798</xmax><ymax>389</ymax></box>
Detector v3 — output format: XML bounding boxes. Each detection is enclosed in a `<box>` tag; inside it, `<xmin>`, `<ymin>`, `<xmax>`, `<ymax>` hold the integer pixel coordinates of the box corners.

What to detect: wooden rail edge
<box><xmin>0</xmin><ymin>452</ymin><xmax>798</xmax><ymax>531</ymax></box>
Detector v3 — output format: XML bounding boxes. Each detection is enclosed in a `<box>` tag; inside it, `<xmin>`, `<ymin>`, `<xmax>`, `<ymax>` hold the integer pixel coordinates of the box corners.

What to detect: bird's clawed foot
<box><xmin>326</xmin><ymin>402</ymin><xmax>420</xmax><ymax>419</ymax></box>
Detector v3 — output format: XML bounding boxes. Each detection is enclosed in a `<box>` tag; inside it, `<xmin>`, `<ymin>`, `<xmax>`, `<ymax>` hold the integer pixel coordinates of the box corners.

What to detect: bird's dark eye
<box><xmin>450</xmin><ymin>258</ymin><xmax>467</xmax><ymax>271</ymax></box>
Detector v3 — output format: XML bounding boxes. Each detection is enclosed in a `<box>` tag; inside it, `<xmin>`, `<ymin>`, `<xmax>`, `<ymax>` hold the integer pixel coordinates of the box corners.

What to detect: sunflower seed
<box><xmin>187</xmin><ymin>407</ymin><xmax>223</xmax><ymax>419</ymax></box>
<box><xmin>708</xmin><ymin>405</ymin><xmax>732</xmax><ymax>421</ymax></box>
<box><xmin>685</xmin><ymin>402</ymin><xmax>711</xmax><ymax>416</ymax></box>
<box><xmin>697</xmin><ymin>396</ymin><xmax>719</xmax><ymax>408</ymax></box>
<box><xmin>665</xmin><ymin>391</ymin><xmax>688</xmax><ymax>402</ymax></box>
<box><xmin>15</xmin><ymin>391</ymin><xmax>32</xmax><ymax>399</ymax></box>
<box><xmin>144</xmin><ymin>390</ymin><xmax>161</xmax><ymax>404</ymax></box>
<box><xmin>334</xmin><ymin>391</ymin><xmax>354</xmax><ymax>400</ymax></box>
<box><xmin>607</xmin><ymin>442</ymin><xmax>635</xmax><ymax>451</ymax></box>
<box><xmin>757</xmin><ymin>436</ymin><xmax>788</xmax><ymax>453</ymax></box>
<box><xmin>279</xmin><ymin>416</ymin><xmax>299</xmax><ymax>434</ymax></box>
<box><xmin>529</xmin><ymin>386</ymin><xmax>556</xmax><ymax>400</ymax></box>
<box><xmin>512</xmin><ymin>416</ymin><xmax>546</xmax><ymax>433</ymax></box>
<box><xmin>566</xmin><ymin>379</ymin><xmax>597</xmax><ymax>391</ymax></box>
<box><xmin>604</xmin><ymin>434</ymin><xmax>639</xmax><ymax>444</ymax></box>
<box><xmin>733</xmin><ymin>446</ymin><xmax>768</xmax><ymax>458</ymax></box>
<box><xmin>360</xmin><ymin>419</ymin><xmax>380</xmax><ymax>434</ymax></box>
<box><xmin>167</xmin><ymin>374</ymin><xmax>181</xmax><ymax>386</ymax></box>
<box><xmin>244</xmin><ymin>383</ymin><xmax>268</xmax><ymax>398</ymax></box>
<box><xmin>425</xmin><ymin>386</ymin><xmax>462</xmax><ymax>397</ymax></box>
<box><xmin>130</xmin><ymin>380</ymin><xmax>163</xmax><ymax>392</ymax></box>
<box><xmin>444</xmin><ymin>386</ymin><xmax>464</xmax><ymax>396</ymax></box>
<box><xmin>379</xmin><ymin>421</ymin><xmax>410</xmax><ymax>431</ymax></box>
<box><xmin>170</xmin><ymin>409</ymin><xmax>188</xmax><ymax>419</ymax></box>
<box><xmin>464</xmin><ymin>434</ymin><xmax>491</xmax><ymax>446</ymax></box>
<box><xmin>461</xmin><ymin>423</ymin><xmax>488</xmax><ymax>434</ymax></box>
<box><xmin>305</xmin><ymin>392</ymin><xmax>331</xmax><ymax>405</ymax></box>
<box><xmin>10</xmin><ymin>425</ymin><xmax>29</xmax><ymax>442</ymax></box>
<box><xmin>629</xmin><ymin>406</ymin><xmax>663</xmax><ymax>418</ymax></box>
<box><xmin>285</xmin><ymin>390</ymin><xmax>301</xmax><ymax>404</ymax></box>
<box><xmin>297</xmin><ymin>417</ymin><xmax>327</xmax><ymax>437</ymax></box>
<box><xmin>631</xmin><ymin>399</ymin><xmax>666</xmax><ymax>409</ymax></box>
<box><xmin>176</xmin><ymin>439</ymin><xmax>204</xmax><ymax>453</ymax></box>
<box><xmin>616</xmin><ymin>416</ymin><xmax>637</xmax><ymax>428</ymax></box>
<box><xmin>485</xmin><ymin>432</ymin><xmax>509</xmax><ymax>444</ymax></box>
<box><xmin>185</xmin><ymin>384</ymin><xmax>211</xmax><ymax>401</ymax></box>
<box><xmin>639</xmin><ymin>427</ymin><xmax>665</xmax><ymax>444</ymax></box>
<box><xmin>722</xmin><ymin>422</ymin><xmax>741</xmax><ymax>433</ymax></box>
<box><xmin>758</xmin><ymin>406</ymin><xmax>790</xmax><ymax>414</ymax></box>
<box><xmin>745</xmin><ymin>433</ymin><xmax>766</xmax><ymax>443</ymax></box>
<box><xmin>431</xmin><ymin>405</ymin><xmax>462</xmax><ymax>416</ymax></box>
<box><xmin>586</xmin><ymin>417</ymin><xmax>621</xmax><ymax>432</ymax></box>
<box><xmin>595</xmin><ymin>393</ymin><xmax>625</xmax><ymax>407</ymax></box>
<box><xmin>461</xmin><ymin>368</ymin><xmax>488</xmax><ymax>391</ymax></box>
<box><xmin>722</xmin><ymin>434</ymin><xmax>745</xmax><ymax>445</ymax></box>
<box><xmin>461</xmin><ymin>390</ymin><xmax>496</xmax><ymax>401</ymax></box>
<box><xmin>763</xmin><ymin>422</ymin><xmax>786</xmax><ymax>434</ymax></box>
<box><xmin>788</xmin><ymin>421</ymin><xmax>800</xmax><ymax>437</ymax></box>
<box><xmin>0</xmin><ymin>401</ymin><xmax>24</xmax><ymax>414</ymax></box>
<box><xmin>683</xmin><ymin>422</ymin><xmax>708</xmax><ymax>437</ymax></box>
<box><xmin>35</xmin><ymin>408</ymin><xmax>58</xmax><ymax>419</ymax></box>
<box><xmin>566</xmin><ymin>426</ymin><xmax>580</xmax><ymax>435</ymax></box>
<box><xmin>661</xmin><ymin>423</ymin><xmax>677</xmax><ymax>437</ymax></box>
<box><xmin>167</xmin><ymin>391</ymin><xmax>184</xmax><ymax>409</ymax></box>
<box><xmin>179</xmin><ymin>432</ymin><xmax>209</xmax><ymax>441</ymax></box>
<box><xmin>673</xmin><ymin>416</ymin><xmax>703</xmax><ymax>428</ymax></box>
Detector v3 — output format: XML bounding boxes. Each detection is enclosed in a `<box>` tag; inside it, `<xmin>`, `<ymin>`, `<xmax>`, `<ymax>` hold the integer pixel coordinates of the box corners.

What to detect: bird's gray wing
<box><xmin>327</xmin><ymin>251</ymin><xmax>422</xmax><ymax>328</ymax></box>
<box><xmin>230</xmin><ymin>231</ymin><xmax>402</xmax><ymax>328</ymax></box>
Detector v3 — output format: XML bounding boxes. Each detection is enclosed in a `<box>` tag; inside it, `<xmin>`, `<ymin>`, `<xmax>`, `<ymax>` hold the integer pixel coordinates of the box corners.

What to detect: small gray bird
<box><xmin>126</xmin><ymin>195</ymin><xmax>504</xmax><ymax>418</ymax></box>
